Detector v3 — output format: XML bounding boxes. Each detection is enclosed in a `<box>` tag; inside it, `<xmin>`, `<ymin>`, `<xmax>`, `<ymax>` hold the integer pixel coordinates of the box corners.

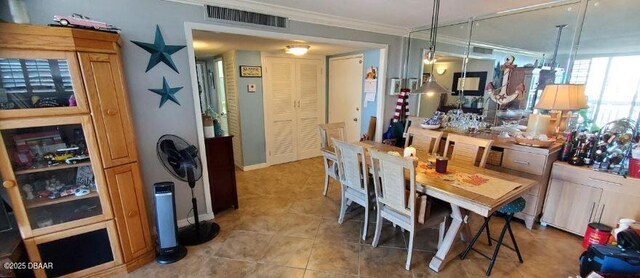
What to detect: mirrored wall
<box><xmin>404</xmin><ymin>0</ymin><xmax>639</xmax><ymax>129</ymax></box>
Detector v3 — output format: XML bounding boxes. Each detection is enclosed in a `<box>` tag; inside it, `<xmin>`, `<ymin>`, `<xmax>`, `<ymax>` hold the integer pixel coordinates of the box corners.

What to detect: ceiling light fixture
<box><xmin>285</xmin><ymin>45</ymin><xmax>310</xmax><ymax>56</ymax></box>
<box><xmin>413</xmin><ymin>0</ymin><xmax>449</xmax><ymax>95</ymax></box>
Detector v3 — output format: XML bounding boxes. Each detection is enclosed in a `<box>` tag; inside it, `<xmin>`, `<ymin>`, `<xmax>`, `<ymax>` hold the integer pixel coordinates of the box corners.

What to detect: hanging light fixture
<box><xmin>413</xmin><ymin>0</ymin><xmax>449</xmax><ymax>95</ymax></box>
<box><xmin>285</xmin><ymin>45</ymin><xmax>310</xmax><ymax>56</ymax></box>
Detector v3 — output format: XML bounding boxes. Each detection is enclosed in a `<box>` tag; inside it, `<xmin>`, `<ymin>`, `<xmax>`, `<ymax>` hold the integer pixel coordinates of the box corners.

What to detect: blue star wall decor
<box><xmin>149</xmin><ymin>77</ymin><xmax>183</xmax><ymax>107</ymax></box>
<box><xmin>131</xmin><ymin>25</ymin><xmax>185</xmax><ymax>73</ymax></box>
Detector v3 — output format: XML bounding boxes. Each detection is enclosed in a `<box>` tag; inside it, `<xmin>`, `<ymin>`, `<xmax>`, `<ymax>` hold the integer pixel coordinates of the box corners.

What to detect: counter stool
<box><xmin>460</xmin><ymin>197</ymin><xmax>526</xmax><ymax>276</ymax></box>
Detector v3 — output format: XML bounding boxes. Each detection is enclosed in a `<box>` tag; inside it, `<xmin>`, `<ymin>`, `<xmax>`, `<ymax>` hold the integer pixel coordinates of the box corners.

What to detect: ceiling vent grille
<box><xmin>473</xmin><ymin>46</ymin><xmax>493</xmax><ymax>55</ymax></box>
<box><xmin>205</xmin><ymin>5</ymin><xmax>288</xmax><ymax>29</ymax></box>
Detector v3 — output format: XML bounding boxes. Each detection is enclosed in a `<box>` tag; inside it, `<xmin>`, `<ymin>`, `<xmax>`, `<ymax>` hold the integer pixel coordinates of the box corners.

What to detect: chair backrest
<box><xmin>369</xmin><ymin>149</ymin><xmax>417</xmax><ymax>218</ymax></box>
<box><xmin>404</xmin><ymin>126</ymin><xmax>444</xmax><ymax>158</ymax></box>
<box><xmin>319</xmin><ymin>122</ymin><xmax>345</xmax><ymax>149</ymax></box>
<box><xmin>333</xmin><ymin>139</ymin><xmax>368</xmax><ymax>193</ymax></box>
<box><xmin>443</xmin><ymin>133</ymin><xmax>493</xmax><ymax>168</ymax></box>
<box><xmin>403</xmin><ymin>116</ymin><xmax>426</xmax><ymax>138</ymax></box>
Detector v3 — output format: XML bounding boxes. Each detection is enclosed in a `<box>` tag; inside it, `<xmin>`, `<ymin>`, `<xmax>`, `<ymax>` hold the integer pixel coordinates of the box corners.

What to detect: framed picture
<box><xmin>451</xmin><ymin>71</ymin><xmax>487</xmax><ymax>96</ymax></box>
<box><xmin>389</xmin><ymin>78</ymin><xmax>401</xmax><ymax>95</ymax></box>
<box><xmin>408</xmin><ymin>78</ymin><xmax>419</xmax><ymax>92</ymax></box>
<box><xmin>239</xmin><ymin>66</ymin><xmax>262</xmax><ymax>77</ymax></box>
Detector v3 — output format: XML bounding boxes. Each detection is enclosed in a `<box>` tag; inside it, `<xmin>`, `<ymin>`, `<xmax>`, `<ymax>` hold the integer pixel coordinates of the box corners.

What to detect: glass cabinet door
<box><xmin>0</xmin><ymin>116</ymin><xmax>111</xmax><ymax>237</ymax></box>
<box><xmin>0</xmin><ymin>50</ymin><xmax>89</xmax><ymax>119</ymax></box>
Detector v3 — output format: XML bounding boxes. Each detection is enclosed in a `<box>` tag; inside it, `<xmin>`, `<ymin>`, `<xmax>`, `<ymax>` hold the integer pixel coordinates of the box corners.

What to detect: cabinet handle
<box><xmin>3</xmin><ymin>180</ymin><xmax>16</xmax><ymax>189</ymax></box>
<box><xmin>106</xmin><ymin>108</ymin><xmax>118</xmax><ymax>116</ymax></box>
<box><xmin>127</xmin><ymin>210</ymin><xmax>137</xmax><ymax>217</ymax></box>
<box><xmin>588</xmin><ymin>202</ymin><xmax>596</xmax><ymax>222</ymax></box>
<box><xmin>588</xmin><ymin>177</ymin><xmax>621</xmax><ymax>186</ymax></box>
<box><xmin>513</xmin><ymin>160</ymin><xmax>530</xmax><ymax>165</ymax></box>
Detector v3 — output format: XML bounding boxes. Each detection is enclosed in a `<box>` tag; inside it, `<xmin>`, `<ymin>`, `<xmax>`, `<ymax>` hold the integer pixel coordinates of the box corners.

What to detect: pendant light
<box><xmin>413</xmin><ymin>0</ymin><xmax>449</xmax><ymax>95</ymax></box>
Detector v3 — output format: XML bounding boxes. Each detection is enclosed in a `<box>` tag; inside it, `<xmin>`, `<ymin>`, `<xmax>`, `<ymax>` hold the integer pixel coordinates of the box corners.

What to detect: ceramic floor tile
<box><xmin>247</xmin><ymin>264</ymin><xmax>306</xmax><ymax>278</ymax></box>
<box><xmin>316</xmin><ymin>218</ymin><xmax>363</xmax><ymax>244</ymax></box>
<box><xmin>307</xmin><ymin>240</ymin><xmax>360</xmax><ymax>275</ymax></box>
<box><xmin>259</xmin><ymin>235</ymin><xmax>314</xmax><ymax>268</ymax></box>
<box><xmin>277</xmin><ymin>213</ymin><xmax>323</xmax><ymax>239</ymax></box>
<box><xmin>303</xmin><ymin>270</ymin><xmax>357</xmax><ymax>278</ymax></box>
<box><xmin>213</xmin><ymin>230</ymin><xmax>274</xmax><ymax>261</ymax></box>
<box><xmin>359</xmin><ymin>245</ymin><xmax>413</xmax><ymax>277</ymax></box>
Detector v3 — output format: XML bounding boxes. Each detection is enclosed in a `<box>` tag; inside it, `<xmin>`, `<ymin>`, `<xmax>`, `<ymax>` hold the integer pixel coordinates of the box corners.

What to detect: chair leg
<box><xmin>338</xmin><ymin>189</ymin><xmax>347</xmax><ymax>224</ymax></box>
<box><xmin>405</xmin><ymin>229</ymin><xmax>414</xmax><ymax>270</ymax></box>
<box><xmin>372</xmin><ymin>208</ymin><xmax>383</xmax><ymax>247</ymax></box>
<box><xmin>323</xmin><ymin>173</ymin><xmax>330</xmax><ymax>196</ymax></box>
<box><xmin>486</xmin><ymin>215</ymin><xmax>511</xmax><ymax>276</ymax></box>
<box><xmin>485</xmin><ymin>217</ymin><xmax>492</xmax><ymax>246</ymax></box>
<box><xmin>506</xmin><ymin>215</ymin><xmax>524</xmax><ymax>263</ymax></box>
<box><xmin>460</xmin><ymin>215</ymin><xmax>492</xmax><ymax>260</ymax></box>
<box><xmin>362</xmin><ymin>204</ymin><xmax>370</xmax><ymax>240</ymax></box>
<box><xmin>437</xmin><ymin>216</ymin><xmax>446</xmax><ymax>249</ymax></box>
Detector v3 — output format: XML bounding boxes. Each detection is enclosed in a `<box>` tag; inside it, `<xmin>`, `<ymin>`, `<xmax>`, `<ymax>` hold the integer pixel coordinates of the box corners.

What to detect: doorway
<box><xmin>328</xmin><ymin>55</ymin><xmax>364</xmax><ymax>142</ymax></box>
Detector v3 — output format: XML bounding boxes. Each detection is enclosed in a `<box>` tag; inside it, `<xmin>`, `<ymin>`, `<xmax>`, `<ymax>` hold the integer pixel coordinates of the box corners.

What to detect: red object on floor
<box><xmin>583</xmin><ymin>223</ymin><xmax>612</xmax><ymax>249</ymax></box>
<box><xmin>629</xmin><ymin>158</ymin><xmax>640</xmax><ymax>179</ymax></box>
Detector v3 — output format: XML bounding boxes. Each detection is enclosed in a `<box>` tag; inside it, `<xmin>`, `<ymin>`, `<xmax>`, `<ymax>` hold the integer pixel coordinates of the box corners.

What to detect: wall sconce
<box><xmin>436</xmin><ymin>67</ymin><xmax>447</xmax><ymax>75</ymax></box>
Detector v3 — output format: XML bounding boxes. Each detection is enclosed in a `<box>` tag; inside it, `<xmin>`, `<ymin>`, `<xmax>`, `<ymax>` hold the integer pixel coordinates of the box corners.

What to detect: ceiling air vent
<box><xmin>205</xmin><ymin>5</ymin><xmax>288</xmax><ymax>29</ymax></box>
<box><xmin>473</xmin><ymin>46</ymin><xmax>493</xmax><ymax>55</ymax></box>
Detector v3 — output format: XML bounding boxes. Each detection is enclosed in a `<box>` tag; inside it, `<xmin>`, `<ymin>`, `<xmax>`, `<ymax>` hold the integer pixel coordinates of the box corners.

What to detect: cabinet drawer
<box><xmin>502</xmin><ymin>149</ymin><xmax>546</xmax><ymax>176</ymax></box>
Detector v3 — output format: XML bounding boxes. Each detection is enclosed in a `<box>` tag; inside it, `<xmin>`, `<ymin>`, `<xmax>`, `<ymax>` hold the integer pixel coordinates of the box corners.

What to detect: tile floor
<box><xmin>128</xmin><ymin>157</ymin><xmax>584</xmax><ymax>277</ymax></box>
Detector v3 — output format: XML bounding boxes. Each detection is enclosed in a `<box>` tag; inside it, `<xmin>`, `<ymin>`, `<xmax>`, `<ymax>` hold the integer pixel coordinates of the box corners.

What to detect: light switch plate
<box><xmin>247</xmin><ymin>84</ymin><xmax>257</xmax><ymax>92</ymax></box>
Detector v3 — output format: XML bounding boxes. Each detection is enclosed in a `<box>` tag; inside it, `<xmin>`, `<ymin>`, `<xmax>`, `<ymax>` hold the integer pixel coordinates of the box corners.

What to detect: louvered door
<box><xmin>265</xmin><ymin>57</ymin><xmax>298</xmax><ymax>164</ymax></box>
<box><xmin>296</xmin><ymin>59</ymin><xmax>323</xmax><ymax>160</ymax></box>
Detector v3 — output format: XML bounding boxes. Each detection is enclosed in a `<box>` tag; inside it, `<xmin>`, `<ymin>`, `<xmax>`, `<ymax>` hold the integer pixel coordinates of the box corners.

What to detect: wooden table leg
<box><xmin>428</xmin><ymin>204</ymin><xmax>469</xmax><ymax>272</ymax></box>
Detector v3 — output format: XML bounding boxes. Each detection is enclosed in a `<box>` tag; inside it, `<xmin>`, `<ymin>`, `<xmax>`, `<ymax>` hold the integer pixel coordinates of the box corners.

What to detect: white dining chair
<box><xmin>404</xmin><ymin>125</ymin><xmax>444</xmax><ymax>159</ymax></box>
<box><xmin>443</xmin><ymin>133</ymin><xmax>493</xmax><ymax>168</ymax></box>
<box><xmin>402</xmin><ymin>116</ymin><xmax>426</xmax><ymax>139</ymax></box>
<box><xmin>318</xmin><ymin>122</ymin><xmax>345</xmax><ymax>196</ymax></box>
<box><xmin>368</xmin><ymin>149</ymin><xmax>450</xmax><ymax>270</ymax></box>
<box><xmin>333</xmin><ymin>139</ymin><xmax>372</xmax><ymax>240</ymax></box>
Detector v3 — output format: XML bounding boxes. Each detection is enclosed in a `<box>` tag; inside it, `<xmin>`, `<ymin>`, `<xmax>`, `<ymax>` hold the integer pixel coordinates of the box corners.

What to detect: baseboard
<box><xmin>125</xmin><ymin>251</ymin><xmax>156</xmax><ymax>272</ymax></box>
<box><xmin>241</xmin><ymin>163</ymin><xmax>269</xmax><ymax>171</ymax></box>
<box><xmin>176</xmin><ymin>212</ymin><xmax>215</xmax><ymax>228</ymax></box>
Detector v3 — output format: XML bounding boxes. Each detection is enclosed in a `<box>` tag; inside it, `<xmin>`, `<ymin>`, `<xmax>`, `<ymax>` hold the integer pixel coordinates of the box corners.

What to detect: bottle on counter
<box><xmin>559</xmin><ymin>131</ymin><xmax>575</xmax><ymax>162</ymax></box>
<box><xmin>569</xmin><ymin>142</ymin><xmax>585</xmax><ymax>166</ymax></box>
<box><xmin>583</xmin><ymin>135</ymin><xmax>596</xmax><ymax>165</ymax></box>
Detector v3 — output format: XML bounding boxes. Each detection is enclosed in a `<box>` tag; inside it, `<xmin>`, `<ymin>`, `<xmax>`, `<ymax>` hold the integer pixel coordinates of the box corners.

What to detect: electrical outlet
<box><xmin>247</xmin><ymin>84</ymin><xmax>257</xmax><ymax>92</ymax></box>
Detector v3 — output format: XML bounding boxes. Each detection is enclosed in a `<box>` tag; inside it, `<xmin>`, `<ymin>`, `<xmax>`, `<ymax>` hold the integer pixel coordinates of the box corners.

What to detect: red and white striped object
<box><xmin>393</xmin><ymin>88</ymin><xmax>410</xmax><ymax>123</ymax></box>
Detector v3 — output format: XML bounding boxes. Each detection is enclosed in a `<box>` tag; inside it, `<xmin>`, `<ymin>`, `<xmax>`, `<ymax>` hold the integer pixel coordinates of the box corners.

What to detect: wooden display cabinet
<box><xmin>0</xmin><ymin>23</ymin><xmax>154</xmax><ymax>277</ymax></box>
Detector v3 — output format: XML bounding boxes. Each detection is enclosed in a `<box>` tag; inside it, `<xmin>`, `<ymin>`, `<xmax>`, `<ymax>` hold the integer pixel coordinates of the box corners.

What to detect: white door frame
<box><xmin>184</xmin><ymin>21</ymin><xmax>388</xmax><ymax>218</ymax></box>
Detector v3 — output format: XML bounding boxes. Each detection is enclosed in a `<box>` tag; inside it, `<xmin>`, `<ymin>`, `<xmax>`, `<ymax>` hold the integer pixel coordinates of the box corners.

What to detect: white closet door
<box><xmin>265</xmin><ymin>57</ymin><xmax>297</xmax><ymax>164</ymax></box>
<box><xmin>296</xmin><ymin>59</ymin><xmax>323</xmax><ymax>160</ymax></box>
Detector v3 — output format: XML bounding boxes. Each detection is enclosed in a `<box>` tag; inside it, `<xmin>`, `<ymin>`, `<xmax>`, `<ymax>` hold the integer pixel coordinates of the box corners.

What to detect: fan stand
<box><xmin>177</xmin><ymin>168</ymin><xmax>220</xmax><ymax>246</ymax></box>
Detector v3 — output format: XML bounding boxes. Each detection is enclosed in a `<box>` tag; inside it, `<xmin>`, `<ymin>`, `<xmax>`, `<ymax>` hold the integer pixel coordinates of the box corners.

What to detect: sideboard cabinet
<box><xmin>541</xmin><ymin>162</ymin><xmax>640</xmax><ymax>236</ymax></box>
<box><xmin>0</xmin><ymin>23</ymin><xmax>153</xmax><ymax>277</ymax></box>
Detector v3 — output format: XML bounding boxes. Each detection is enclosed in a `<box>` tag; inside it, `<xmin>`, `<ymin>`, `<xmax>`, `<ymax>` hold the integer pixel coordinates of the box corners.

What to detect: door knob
<box><xmin>356</xmin><ymin>107</ymin><xmax>360</xmax><ymax>111</ymax></box>
<box><xmin>3</xmin><ymin>180</ymin><xmax>16</xmax><ymax>189</ymax></box>
<box><xmin>353</xmin><ymin>118</ymin><xmax>358</xmax><ymax>122</ymax></box>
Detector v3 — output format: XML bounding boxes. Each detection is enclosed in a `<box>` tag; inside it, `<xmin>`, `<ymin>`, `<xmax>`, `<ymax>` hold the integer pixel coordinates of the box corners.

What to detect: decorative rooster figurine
<box><xmin>486</xmin><ymin>55</ymin><xmax>525</xmax><ymax>108</ymax></box>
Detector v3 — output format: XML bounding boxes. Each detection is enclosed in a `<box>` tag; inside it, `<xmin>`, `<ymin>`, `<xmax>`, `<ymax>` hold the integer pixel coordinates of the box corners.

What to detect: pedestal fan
<box><xmin>157</xmin><ymin>134</ymin><xmax>219</xmax><ymax>245</ymax></box>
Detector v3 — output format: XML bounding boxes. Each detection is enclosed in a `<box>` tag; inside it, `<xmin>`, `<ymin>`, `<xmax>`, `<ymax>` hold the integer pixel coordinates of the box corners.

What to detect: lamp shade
<box><xmin>413</xmin><ymin>75</ymin><xmax>449</xmax><ymax>95</ymax></box>
<box><xmin>535</xmin><ymin>84</ymin><xmax>588</xmax><ymax>111</ymax></box>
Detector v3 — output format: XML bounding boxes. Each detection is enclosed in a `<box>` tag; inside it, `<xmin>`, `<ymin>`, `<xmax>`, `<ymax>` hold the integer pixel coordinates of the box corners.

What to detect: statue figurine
<box><xmin>22</xmin><ymin>183</ymin><xmax>35</xmax><ymax>200</ymax></box>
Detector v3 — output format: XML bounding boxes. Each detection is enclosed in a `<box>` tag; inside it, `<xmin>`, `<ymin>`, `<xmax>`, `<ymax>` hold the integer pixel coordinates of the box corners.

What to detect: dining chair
<box><xmin>333</xmin><ymin>139</ymin><xmax>373</xmax><ymax>240</ymax></box>
<box><xmin>368</xmin><ymin>149</ymin><xmax>451</xmax><ymax>270</ymax></box>
<box><xmin>402</xmin><ymin>116</ymin><xmax>426</xmax><ymax>139</ymax></box>
<box><xmin>404</xmin><ymin>125</ymin><xmax>444</xmax><ymax>159</ymax></box>
<box><xmin>443</xmin><ymin>133</ymin><xmax>493</xmax><ymax>168</ymax></box>
<box><xmin>318</xmin><ymin>122</ymin><xmax>346</xmax><ymax>196</ymax></box>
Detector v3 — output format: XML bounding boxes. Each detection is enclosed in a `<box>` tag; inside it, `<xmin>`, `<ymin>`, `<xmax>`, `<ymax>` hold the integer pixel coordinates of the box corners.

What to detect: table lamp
<box><xmin>534</xmin><ymin>84</ymin><xmax>588</xmax><ymax>139</ymax></box>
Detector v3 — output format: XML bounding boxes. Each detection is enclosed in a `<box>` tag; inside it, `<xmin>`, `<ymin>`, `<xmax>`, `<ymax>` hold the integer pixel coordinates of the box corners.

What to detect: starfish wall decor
<box><xmin>131</xmin><ymin>25</ymin><xmax>185</xmax><ymax>73</ymax></box>
<box><xmin>149</xmin><ymin>77</ymin><xmax>183</xmax><ymax>107</ymax></box>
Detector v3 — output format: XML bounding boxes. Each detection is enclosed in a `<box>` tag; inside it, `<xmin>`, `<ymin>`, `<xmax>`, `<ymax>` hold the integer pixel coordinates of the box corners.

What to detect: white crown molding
<box><xmin>410</xmin><ymin>32</ymin><xmax>544</xmax><ymax>58</ymax></box>
<box><xmin>166</xmin><ymin>0</ymin><xmax>410</xmax><ymax>36</ymax></box>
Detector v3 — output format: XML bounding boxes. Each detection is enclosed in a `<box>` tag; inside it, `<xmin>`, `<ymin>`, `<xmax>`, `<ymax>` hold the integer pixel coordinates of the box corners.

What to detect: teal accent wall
<box><xmin>235</xmin><ymin>51</ymin><xmax>266</xmax><ymax>165</ymax></box>
<box><xmin>327</xmin><ymin>49</ymin><xmax>381</xmax><ymax>136</ymax></box>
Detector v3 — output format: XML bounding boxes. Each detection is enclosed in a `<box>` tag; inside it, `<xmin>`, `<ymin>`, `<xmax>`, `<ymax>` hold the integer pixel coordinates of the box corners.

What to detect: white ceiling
<box><xmin>192</xmin><ymin>30</ymin><xmax>368</xmax><ymax>58</ymax></box>
<box><xmin>248</xmin><ymin>0</ymin><xmax>564</xmax><ymax>30</ymax></box>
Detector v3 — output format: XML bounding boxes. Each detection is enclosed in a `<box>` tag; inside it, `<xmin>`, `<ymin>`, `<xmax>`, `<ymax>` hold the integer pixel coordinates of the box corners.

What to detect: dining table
<box><xmin>324</xmin><ymin>141</ymin><xmax>536</xmax><ymax>272</ymax></box>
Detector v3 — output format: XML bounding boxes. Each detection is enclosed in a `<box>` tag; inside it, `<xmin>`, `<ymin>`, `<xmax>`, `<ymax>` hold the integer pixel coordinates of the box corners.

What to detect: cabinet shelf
<box><xmin>14</xmin><ymin>162</ymin><xmax>92</xmax><ymax>175</ymax></box>
<box><xmin>25</xmin><ymin>191</ymin><xmax>99</xmax><ymax>209</ymax></box>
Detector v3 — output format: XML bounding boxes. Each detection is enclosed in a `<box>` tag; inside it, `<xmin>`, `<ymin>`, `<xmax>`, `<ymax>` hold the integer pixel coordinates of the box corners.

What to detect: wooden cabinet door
<box><xmin>104</xmin><ymin>163</ymin><xmax>152</xmax><ymax>262</ymax></box>
<box><xmin>597</xmin><ymin>191</ymin><xmax>640</xmax><ymax>228</ymax></box>
<box><xmin>542</xmin><ymin>178</ymin><xmax>602</xmax><ymax>235</ymax></box>
<box><xmin>78</xmin><ymin>52</ymin><xmax>137</xmax><ymax>168</ymax></box>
